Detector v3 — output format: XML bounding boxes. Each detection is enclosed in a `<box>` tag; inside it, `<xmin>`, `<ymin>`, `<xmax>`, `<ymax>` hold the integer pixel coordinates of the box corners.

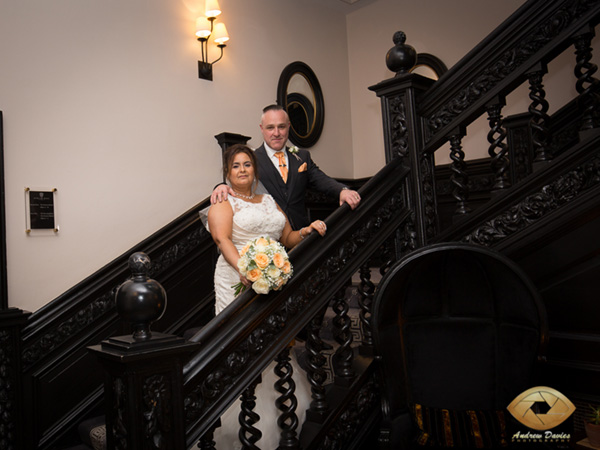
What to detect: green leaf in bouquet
<box><xmin>232</xmin><ymin>282</ymin><xmax>248</xmax><ymax>296</ymax></box>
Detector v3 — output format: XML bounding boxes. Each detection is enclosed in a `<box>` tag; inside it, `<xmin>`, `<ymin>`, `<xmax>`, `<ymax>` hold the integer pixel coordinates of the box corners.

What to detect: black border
<box><xmin>0</xmin><ymin>111</ymin><xmax>6</xmax><ymax>309</ymax></box>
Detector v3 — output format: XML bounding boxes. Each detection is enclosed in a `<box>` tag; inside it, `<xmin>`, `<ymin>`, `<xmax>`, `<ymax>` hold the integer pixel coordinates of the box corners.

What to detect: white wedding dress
<box><xmin>211</xmin><ymin>195</ymin><xmax>312</xmax><ymax>449</ymax></box>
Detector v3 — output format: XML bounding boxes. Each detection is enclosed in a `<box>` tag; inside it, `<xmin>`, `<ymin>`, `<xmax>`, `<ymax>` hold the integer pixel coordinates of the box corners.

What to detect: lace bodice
<box><xmin>228</xmin><ymin>194</ymin><xmax>286</xmax><ymax>250</ymax></box>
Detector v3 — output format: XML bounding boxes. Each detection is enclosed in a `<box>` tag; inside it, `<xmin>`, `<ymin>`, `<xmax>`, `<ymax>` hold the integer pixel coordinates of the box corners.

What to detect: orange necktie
<box><xmin>275</xmin><ymin>151</ymin><xmax>288</xmax><ymax>182</ymax></box>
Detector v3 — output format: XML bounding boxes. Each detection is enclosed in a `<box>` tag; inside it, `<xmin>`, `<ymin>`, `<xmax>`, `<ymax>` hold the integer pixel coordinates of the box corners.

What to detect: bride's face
<box><xmin>228</xmin><ymin>152</ymin><xmax>255</xmax><ymax>190</ymax></box>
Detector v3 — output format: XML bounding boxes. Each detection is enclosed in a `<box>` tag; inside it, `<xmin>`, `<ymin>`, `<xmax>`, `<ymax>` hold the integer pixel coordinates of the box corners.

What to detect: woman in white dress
<box><xmin>207</xmin><ymin>144</ymin><xmax>327</xmax><ymax>449</ymax></box>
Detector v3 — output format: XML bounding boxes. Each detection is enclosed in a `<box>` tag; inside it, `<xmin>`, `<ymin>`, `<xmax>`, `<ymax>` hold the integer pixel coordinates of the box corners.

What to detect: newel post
<box><xmin>0</xmin><ymin>308</ymin><xmax>31</xmax><ymax>450</ymax></box>
<box><xmin>89</xmin><ymin>252</ymin><xmax>198</xmax><ymax>449</ymax></box>
<box><xmin>369</xmin><ymin>31</ymin><xmax>438</xmax><ymax>251</ymax></box>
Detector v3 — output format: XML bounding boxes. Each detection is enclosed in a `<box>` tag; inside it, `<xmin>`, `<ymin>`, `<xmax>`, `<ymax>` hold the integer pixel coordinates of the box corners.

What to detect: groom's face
<box><xmin>260</xmin><ymin>109</ymin><xmax>290</xmax><ymax>151</ymax></box>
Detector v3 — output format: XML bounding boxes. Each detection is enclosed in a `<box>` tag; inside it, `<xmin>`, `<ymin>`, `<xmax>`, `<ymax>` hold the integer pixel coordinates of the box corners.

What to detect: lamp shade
<box><xmin>205</xmin><ymin>0</ymin><xmax>222</xmax><ymax>19</ymax></box>
<box><xmin>213</xmin><ymin>22</ymin><xmax>229</xmax><ymax>45</ymax></box>
<box><xmin>195</xmin><ymin>17</ymin><xmax>211</xmax><ymax>38</ymax></box>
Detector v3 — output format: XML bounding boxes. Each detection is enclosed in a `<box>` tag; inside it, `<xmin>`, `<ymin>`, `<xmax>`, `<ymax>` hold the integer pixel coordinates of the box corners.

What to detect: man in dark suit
<box><xmin>211</xmin><ymin>104</ymin><xmax>361</xmax><ymax>230</ymax></box>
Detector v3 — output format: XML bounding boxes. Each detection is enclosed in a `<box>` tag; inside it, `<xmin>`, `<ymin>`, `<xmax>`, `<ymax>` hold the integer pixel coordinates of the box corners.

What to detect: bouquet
<box><xmin>234</xmin><ymin>236</ymin><xmax>293</xmax><ymax>295</ymax></box>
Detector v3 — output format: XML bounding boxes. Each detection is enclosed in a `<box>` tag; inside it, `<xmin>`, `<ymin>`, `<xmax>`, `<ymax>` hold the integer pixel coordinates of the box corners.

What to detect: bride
<box><xmin>206</xmin><ymin>144</ymin><xmax>326</xmax><ymax>449</ymax></box>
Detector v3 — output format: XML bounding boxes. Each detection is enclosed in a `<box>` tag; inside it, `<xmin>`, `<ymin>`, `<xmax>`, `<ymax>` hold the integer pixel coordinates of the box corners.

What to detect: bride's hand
<box><xmin>305</xmin><ymin>220</ymin><xmax>327</xmax><ymax>237</ymax></box>
<box><xmin>239</xmin><ymin>273</ymin><xmax>251</xmax><ymax>287</ymax></box>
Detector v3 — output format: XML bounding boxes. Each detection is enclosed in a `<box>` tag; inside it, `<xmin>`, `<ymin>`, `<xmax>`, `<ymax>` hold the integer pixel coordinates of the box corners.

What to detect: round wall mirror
<box><xmin>277</xmin><ymin>61</ymin><xmax>324</xmax><ymax>148</ymax></box>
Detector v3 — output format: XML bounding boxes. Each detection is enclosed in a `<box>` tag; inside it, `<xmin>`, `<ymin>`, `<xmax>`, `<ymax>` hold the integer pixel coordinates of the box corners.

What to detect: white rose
<box><xmin>237</xmin><ymin>256</ymin><xmax>249</xmax><ymax>274</ymax></box>
<box><xmin>252</xmin><ymin>277</ymin><xmax>270</xmax><ymax>295</ymax></box>
<box><xmin>267</xmin><ymin>266</ymin><xmax>281</xmax><ymax>279</ymax></box>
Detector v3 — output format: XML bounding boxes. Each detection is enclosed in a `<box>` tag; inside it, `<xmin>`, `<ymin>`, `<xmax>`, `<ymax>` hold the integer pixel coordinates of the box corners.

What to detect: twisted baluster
<box><xmin>197</xmin><ymin>422</ymin><xmax>218</xmax><ymax>450</ymax></box>
<box><xmin>448</xmin><ymin>130</ymin><xmax>471</xmax><ymax>216</ymax></box>
<box><xmin>238</xmin><ymin>377</ymin><xmax>262</xmax><ymax>449</ymax></box>
<box><xmin>274</xmin><ymin>347</ymin><xmax>299</xmax><ymax>449</ymax></box>
<box><xmin>487</xmin><ymin>100</ymin><xmax>510</xmax><ymax>191</ymax></box>
<box><xmin>574</xmin><ymin>29</ymin><xmax>600</xmax><ymax>131</ymax></box>
<box><xmin>358</xmin><ymin>263</ymin><xmax>374</xmax><ymax>351</ymax></box>
<box><xmin>378</xmin><ymin>236</ymin><xmax>396</xmax><ymax>277</ymax></box>
<box><xmin>306</xmin><ymin>314</ymin><xmax>329</xmax><ymax>421</ymax></box>
<box><xmin>332</xmin><ymin>284</ymin><xmax>355</xmax><ymax>383</ymax></box>
<box><xmin>528</xmin><ymin>64</ymin><xmax>551</xmax><ymax>164</ymax></box>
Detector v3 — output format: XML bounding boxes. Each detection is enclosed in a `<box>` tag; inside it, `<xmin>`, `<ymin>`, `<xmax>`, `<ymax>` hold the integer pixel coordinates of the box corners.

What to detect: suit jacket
<box><xmin>254</xmin><ymin>144</ymin><xmax>345</xmax><ymax>230</ymax></box>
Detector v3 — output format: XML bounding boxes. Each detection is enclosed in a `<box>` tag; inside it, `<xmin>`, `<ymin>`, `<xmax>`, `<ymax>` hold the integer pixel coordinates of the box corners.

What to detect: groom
<box><xmin>211</xmin><ymin>104</ymin><xmax>361</xmax><ymax>230</ymax></box>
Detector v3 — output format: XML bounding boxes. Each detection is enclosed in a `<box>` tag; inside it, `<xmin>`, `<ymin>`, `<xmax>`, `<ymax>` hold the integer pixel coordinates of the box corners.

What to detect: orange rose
<box><xmin>273</xmin><ymin>278</ymin><xmax>285</xmax><ymax>290</ymax></box>
<box><xmin>240</xmin><ymin>243</ymin><xmax>251</xmax><ymax>256</ymax></box>
<box><xmin>246</xmin><ymin>268</ymin><xmax>262</xmax><ymax>282</ymax></box>
<box><xmin>256</xmin><ymin>237</ymin><xmax>269</xmax><ymax>248</ymax></box>
<box><xmin>254</xmin><ymin>253</ymin><xmax>269</xmax><ymax>269</ymax></box>
<box><xmin>272</xmin><ymin>253</ymin><xmax>285</xmax><ymax>268</ymax></box>
<box><xmin>282</xmin><ymin>260</ymin><xmax>291</xmax><ymax>274</ymax></box>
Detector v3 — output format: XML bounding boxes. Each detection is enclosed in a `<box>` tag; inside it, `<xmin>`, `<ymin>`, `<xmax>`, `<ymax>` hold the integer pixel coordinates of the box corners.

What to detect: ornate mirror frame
<box><xmin>277</xmin><ymin>61</ymin><xmax>324</xmax><ymax>148</ymax></box>
<box><xmin>411</xmin><ymin>53</ymin><xmax>448</xmax><ymax>80</ymax></box>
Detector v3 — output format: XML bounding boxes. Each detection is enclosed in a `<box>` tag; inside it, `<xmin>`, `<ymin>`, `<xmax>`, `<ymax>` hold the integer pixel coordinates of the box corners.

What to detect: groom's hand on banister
<box><xmin>339</xmin><ymin>188</ymin><xmax>361</xmax><ymax>210</ymax></box>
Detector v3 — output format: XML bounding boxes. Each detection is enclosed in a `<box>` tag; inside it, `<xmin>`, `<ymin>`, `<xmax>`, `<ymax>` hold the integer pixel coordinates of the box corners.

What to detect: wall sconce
<box><xmin>195</xmin><ymin>0</ymin><xmax>229</xmax><ymax>81</ymax></box>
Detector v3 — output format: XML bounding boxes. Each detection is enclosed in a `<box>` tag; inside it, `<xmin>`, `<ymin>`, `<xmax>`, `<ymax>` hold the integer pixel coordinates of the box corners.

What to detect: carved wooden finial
<box><xmin>386</xmin><ymin>31</ymin><xmax>417</xmax><ymax>76</ymax></box>
<box><xmin>393</xmin><ymin>31</ymin><xmax>407</xmax><ymax>46</ymax></box>
<box><xmin>115</xmin><ymin>252</ymin><xmax>167</xmax><ymax>340</ymax></box>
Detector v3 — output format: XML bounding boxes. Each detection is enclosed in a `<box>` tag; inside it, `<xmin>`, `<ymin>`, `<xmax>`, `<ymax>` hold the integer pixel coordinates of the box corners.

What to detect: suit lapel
<box><xmin>286</xmin><ymin>148</ymin><xmax>301</xmax><ymax>193</ymax></box>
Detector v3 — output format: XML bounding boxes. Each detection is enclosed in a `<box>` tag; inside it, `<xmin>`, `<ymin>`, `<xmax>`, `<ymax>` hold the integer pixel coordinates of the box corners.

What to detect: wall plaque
<box><xmin>25</xmin><ymin>187</ymin><xmax>58</xmax><ymax>233</ymax></box>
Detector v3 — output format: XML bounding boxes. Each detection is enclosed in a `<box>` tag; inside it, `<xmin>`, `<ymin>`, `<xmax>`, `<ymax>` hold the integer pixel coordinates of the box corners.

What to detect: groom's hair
<box><xmin>261</xmin><ymin>104</ymin><xmax>289</xmax><ymax>123</ymax></box>
<box><xmin>263</xmin><ymin>104</ymin><xmax>285</xmax><ymax>114</ymax></box>
<box><xmin>223</xmin><ymin>144</ymin><xmax>259</xmax><ymax>186</ymax></box>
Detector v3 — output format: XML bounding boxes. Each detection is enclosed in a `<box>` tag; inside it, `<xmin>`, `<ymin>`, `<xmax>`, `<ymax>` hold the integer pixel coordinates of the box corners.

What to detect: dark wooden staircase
<box><xmin>1</xmin><ymin>0</ymin><xmax>600</xmax><ymax>448</ymax></box>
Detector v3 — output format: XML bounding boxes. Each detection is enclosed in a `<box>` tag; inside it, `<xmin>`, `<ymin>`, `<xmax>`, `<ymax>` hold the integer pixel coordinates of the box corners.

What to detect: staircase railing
<box><xmin>370</xmin><ymin>0</ymin><xmax>600</xmax><ymax>247</ymax></box>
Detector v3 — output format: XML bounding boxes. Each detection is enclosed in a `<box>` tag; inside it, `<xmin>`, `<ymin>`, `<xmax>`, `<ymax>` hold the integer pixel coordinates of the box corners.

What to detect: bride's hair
<box><xmin>223</xmin><ymin>144</ymin><xmax>259</xmax><ymax>191</ymax></box>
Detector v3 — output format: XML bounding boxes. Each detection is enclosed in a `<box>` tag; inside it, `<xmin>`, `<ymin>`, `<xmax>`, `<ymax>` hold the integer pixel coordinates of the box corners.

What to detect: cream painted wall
<box><xmin>0</xmin><ymin>0</ymin><xmax>352</xmax><ymax>312</ymax></box>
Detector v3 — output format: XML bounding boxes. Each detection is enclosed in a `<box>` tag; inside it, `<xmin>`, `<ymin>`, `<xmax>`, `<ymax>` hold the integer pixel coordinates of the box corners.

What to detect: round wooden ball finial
<box><xmin>128</xmin><ymin>251</ymin><xmax>152</xmax><ymax>276</ymax></box>
<box><xmin>115</xmin><ymin>252</ymin><xmax>167</xmax><ymax>341</ymax></box>
<box><xmin>386</xmin><ymin>31</ymin><xmax>417</xmax><ymax>76</ymax></box>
